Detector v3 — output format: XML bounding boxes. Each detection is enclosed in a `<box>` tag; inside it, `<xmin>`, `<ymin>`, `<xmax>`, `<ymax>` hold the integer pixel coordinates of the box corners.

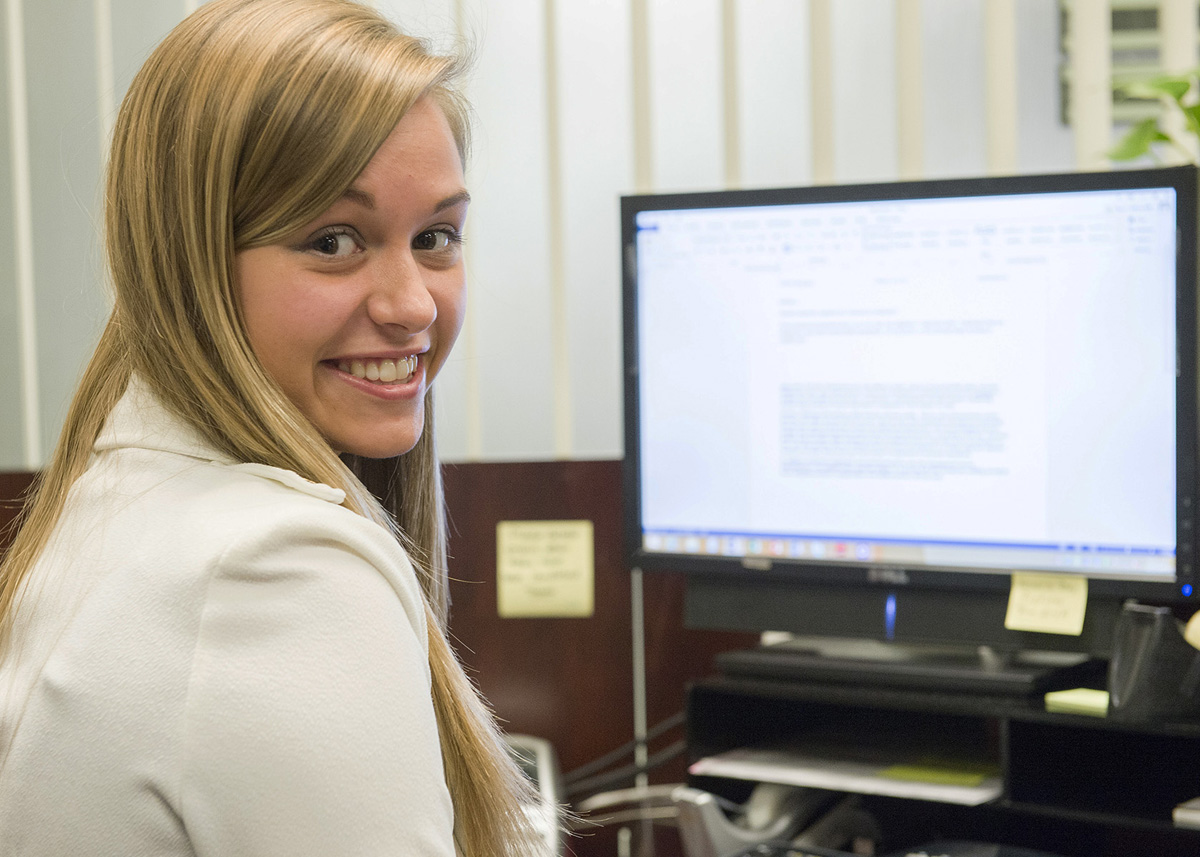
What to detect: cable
<box><xmin>575</xmin><ymin>784</ymin><xmax>682</xmax><ymax>813</ymax></box>
<box><xmin>565</xmin><ymin>738</ymin><xmax>687</xmax><ymax>799</ymax></box>
<box><xmin>569</xmin><ymin>806</ymin><xmax>679</xmax><ymax>829</ymax></box>
<box><xmin>576</xmin><ymin>784</ymin><xmax>744</xmax><ymax>818</ymax></box>
<box><xmin>562</xmin><ymin>710</ymin><xmax>685</xmax><ymax>786</ymax></box>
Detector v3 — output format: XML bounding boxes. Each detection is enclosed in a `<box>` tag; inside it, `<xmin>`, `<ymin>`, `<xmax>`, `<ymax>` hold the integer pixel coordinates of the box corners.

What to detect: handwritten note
<box><xmin>1004</xmin><ymin>571</ymin><xmax>1088</xmax><ymax>635</ymax></box>
<box><xmin>496</xmin><ymin>520</ymin><xmax>594</xmax><ymax>618</ymax></box>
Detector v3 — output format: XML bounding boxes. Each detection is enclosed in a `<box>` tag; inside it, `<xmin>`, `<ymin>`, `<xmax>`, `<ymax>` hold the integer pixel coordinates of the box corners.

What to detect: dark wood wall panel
<box><xmin>0</xmin><ymin>472</ymin><xmax>37</xmax><ymax>555</ymax></box>
<box><xmin>442</xmin><ymin>459</ymin><xmax>756</xmax><ymax>856</ymax></box>
<box><xmin>441</xmin><ymin>459</ymin><xmax>756</xmax><ymax>770</ymax></box>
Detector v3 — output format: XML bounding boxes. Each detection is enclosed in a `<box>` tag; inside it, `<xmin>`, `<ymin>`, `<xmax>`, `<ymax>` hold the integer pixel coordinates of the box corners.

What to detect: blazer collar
<box><xmin>92</xmin><ymin>375</ymin><xmax>348</xmax><ymax>505</ymax></box>
<box><xmin>93</xmin><ymin>375</ymin><xmax>236</xmax><ymax>465</ymax></box>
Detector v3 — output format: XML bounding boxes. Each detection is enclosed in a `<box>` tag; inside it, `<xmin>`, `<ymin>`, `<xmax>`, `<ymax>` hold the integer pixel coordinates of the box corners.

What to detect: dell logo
<box><xmin>868</xmin><ymin>566</ymin><xmax>910</xmax><ymax>585</ymax></box>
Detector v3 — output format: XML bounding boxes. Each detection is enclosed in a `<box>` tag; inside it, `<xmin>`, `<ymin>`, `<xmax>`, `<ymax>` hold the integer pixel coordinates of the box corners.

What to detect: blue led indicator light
<box><xmin>1183</xmin><ymin>584</ymin><xmax>1193</xmax><ymax>597</ymax></box>
<box><xmin>885</xmin><ymin>593</ymin><xmax>897</xmax><ymax>640</ymax></box>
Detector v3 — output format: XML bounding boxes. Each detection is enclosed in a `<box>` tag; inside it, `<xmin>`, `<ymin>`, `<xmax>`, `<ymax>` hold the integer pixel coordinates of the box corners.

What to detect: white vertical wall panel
<box><xmin>458</xmin><ymin>0</ymin><xmax>556</xmax><ymax>460</ymax></box>
<box><xmin>736</xmin><ymin>0</ymin><xmax>812</xmax><ymax>189</ymax></box>
<box><xmin>543</xmin><ymin>0</ymin><xmax>569</xmax><ymax>457</ymax></box>
<box><xmin>921</xmin><ymin>0</ymin><xmax>987</xmax><ymax>179</ymax></box>
<box><xmin>25</xmin><ymin>0</ymin><xmax>108</xmax><ymax>460</ymax></box>
<box><xmin>830</xmin><ymin>0</ymin><xmax>899</xmax><ymax>183</ymax></box>
<box><xmin>1015</xmin><ymin>0</ymin><xmax>1073</xmax><ymax>174</ymax></box>
<box><xmin>6</xmin><ymin>0</ymin><xmax>39</xmax><ymax>468</ymax></box>
<box><xmin>110</xmin><ymin>1</ymin><xmax>187</xmax><ymax>113</ymax></box>
<box><xmin>95</xmin><ymin>0</ymin><xmax>114</xmax><ymax>156</ymax></box>
<box><xmin>809</xmin><ymin>0</ymin><xmax>835</xmax><ymax>183</ymax></box>
<box><xmin>1162</xmin><ymin>0</ymin><xmax>1199</xmax><ymax>70</ymax></box>
<box><xmin>721</xmin><ymin>0</ymin><xmax>738</xmax><ymax>187</ymax></box>
<box><xmin>1067</xmin><ymin>0</ymin><xmax>1111</xmax><ymax>170</ymax></box>
<box><xmin>631</xmin><ymin>0</ymin><xmax>652</xmax><ymax>192</ymax></box>
<box><xmin>374</xmin><ymin>0</ymin><xmax>459</xmax><ymax>50</ymax></box>
<box><xmin>647</xmin><ymin>0</ymin><xmax>723</xmax><ymax>192</ymax></box>
<box><xmin>984</xmin><ymin>0</ymin><xmax>1018</xmax><ymax>174</ymax></box>
<box><xmin>557</xmin><ymin>0</ymin><xmax>633</xmax><ymax>459</ymax></box>
<box><xmin>0</xmin><ymin>5</ymin><xmax>20</xmax><ymax>469</ymax></box>
<box><xmin>895</xmin><ymin>0</ymin><xmax>923</xmax><ymax>180</ymax></box>
<box><xmin>1160</xmin><ymin>0</ymin><xmax>1198</xmax><ymax>163</ymax></box>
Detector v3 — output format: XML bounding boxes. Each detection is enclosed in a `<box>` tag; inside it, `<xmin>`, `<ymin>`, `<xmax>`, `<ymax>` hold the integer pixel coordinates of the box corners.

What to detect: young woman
<box><xmin>0</xmin><ymin>1</ymin><xmax>544</xmax><ymax>854</ymax></box>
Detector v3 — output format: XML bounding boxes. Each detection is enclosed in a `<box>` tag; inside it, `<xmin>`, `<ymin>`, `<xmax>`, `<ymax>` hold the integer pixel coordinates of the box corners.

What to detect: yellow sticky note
<box><xmin>1044</xmin><ymin>687</ymin><xmax>1109</xmax><ymax>717</ymax></box>
<box><xmin>496</xmin><ymin>520</ymin><xmax>594</xmax><ymax>618</ymax></box>
<box><xmin>1004</xmin><ymin>571</ymin><xmax>1087</xmax><ymax>635</ymax></box>
<box><xmin>1185</xmin><ymin>611</ymin><xmax>1200</xmax><ymax>650</ymax></box>
<box><xmin>879</xmin><ymin>764</ymin><xmax>995</xmax><ymax>787</ymax></box>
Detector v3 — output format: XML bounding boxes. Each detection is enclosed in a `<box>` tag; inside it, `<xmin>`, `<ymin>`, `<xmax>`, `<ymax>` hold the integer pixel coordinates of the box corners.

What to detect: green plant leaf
<box><xmin>1121</xmin><ymin>74</ymin><xmax>1193</xmax><ymax>104</ymax></box>
<box><xmin>1183</xmin><ymin>103</ymin><xmax>1200</xmax><ymax>142</ymax></box>
<box><xmin>1108</xmin><ymin>118</ymin><xmax>1172</xmax><ymax>161</ymax></box>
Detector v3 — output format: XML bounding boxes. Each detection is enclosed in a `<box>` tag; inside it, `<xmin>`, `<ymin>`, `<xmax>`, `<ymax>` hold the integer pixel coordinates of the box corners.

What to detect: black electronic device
<box><xmin>731</xmin><ymin>843</ymin><xmax>1069</xmax><ymax>857</ymax></box>
<box><xmin>504</xmin><ymin>733</ymin><xmax>564</xmax><ymax>856</ymax></box>
<box><xmin>731</xmin><ymin>844</ymin><xmax>1067</xmax><ymax>857</ymax></box>
<box><xmin>730</xmin><ymin>844</ymin><xmax>854</xmax><ymax>857</ymax></box>
<box><xmin>622</xmin><ymin>167</ymin><xmax>1199</xmax><ymax>676</ymax></box>
<box><xmin>715</xmin><ymin>639</ymin><xmax>1106</xmax><ymax>696</ymax></box>
<box><xmin>1108</xmin><ymin>600</ymin><xmax>1200</xmax><ymax>720</ymax></box>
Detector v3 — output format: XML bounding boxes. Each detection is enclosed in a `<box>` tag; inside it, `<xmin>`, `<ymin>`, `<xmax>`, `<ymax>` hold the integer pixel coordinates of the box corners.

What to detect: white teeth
<box><xmin>337</xmin><ymin>356</ymin><xmax>417</xmax><ymax>384</ymax></box>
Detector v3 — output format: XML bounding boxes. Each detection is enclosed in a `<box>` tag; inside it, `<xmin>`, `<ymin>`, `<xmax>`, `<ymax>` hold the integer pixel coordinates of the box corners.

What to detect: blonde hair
<box><xmin>0</xmin><ymin>1</ymin><xmax>543</xmax><ymax>854</ymax></box>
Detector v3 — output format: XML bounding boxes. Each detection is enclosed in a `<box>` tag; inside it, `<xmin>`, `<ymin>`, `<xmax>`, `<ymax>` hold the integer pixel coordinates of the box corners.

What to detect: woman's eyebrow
<box><xmin>434</xmin><ymin>190</ymin><xmax>471</xmax><ymax>212</ymax></box>
<box><xmin>342</xmin><ymin>187</ymin><xmax>376</xmax><ymax>209</ymax></box>
<box><xmin>339</xmin><ymin>187</ymin><xmax>470</xmax><ymax>213</ymax></box>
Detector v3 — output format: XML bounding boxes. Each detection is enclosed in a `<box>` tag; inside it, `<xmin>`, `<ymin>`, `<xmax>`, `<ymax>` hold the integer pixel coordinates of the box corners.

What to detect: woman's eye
<box><xmin>413</xmin><ymin>228</ymin><xmax>462</xmax><ymax>252</ymax></box>
<box><xmin>308</xmin><ymin>229</ymin><xmax>361</xmax><ymax>258</ymax></box>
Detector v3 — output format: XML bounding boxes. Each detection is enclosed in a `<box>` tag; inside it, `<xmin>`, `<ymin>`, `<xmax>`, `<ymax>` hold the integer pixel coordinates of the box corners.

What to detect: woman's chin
<box><xmin>326</xmin><ymin>424</ymin><xmax>422</xmax><ymax>460</ymax></box>
<box><xmin>336</xmin><ymin>437</ymin><xmax>421</xmax><ymax>459</ymax></box>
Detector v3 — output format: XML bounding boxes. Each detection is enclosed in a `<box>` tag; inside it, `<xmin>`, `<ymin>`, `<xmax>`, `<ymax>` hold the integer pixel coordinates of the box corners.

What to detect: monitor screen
<box><xmin>622</xmin><ymin>167</ymin><xmax>1199</xmax><ymax>633</ymax></box>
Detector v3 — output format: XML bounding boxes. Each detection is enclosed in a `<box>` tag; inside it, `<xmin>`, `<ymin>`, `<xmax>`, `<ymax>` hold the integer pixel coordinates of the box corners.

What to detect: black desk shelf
<box><xmin>686</xmin><ymin>674</ymin><xmax>1200</xmax><ymax>856</ymax></box>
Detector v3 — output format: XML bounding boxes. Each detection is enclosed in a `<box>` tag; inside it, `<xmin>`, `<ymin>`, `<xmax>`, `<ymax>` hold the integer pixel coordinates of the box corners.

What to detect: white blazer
<box><xmin>0</xmin><ymin>377</ymin><xmax>455</xmax><ymax>856</ymax></box>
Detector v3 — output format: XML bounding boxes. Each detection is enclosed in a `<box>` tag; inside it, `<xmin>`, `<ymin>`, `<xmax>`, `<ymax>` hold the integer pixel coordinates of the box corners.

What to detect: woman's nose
<box><xmin>366</xmin><ymin>251</ymin><xmax>437</xmax><ymax>332</ymax></box>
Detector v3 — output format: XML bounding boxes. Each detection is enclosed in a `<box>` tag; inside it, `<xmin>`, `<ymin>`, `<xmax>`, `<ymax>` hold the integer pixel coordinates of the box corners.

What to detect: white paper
<box><xmin>689</xmin><ymin>745</ymin><xmax>1002</xmax><ymax>807</ymax></box>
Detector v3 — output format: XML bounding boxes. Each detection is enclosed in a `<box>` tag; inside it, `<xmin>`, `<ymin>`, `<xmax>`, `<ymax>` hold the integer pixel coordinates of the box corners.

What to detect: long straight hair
<box><xmin>0</xmin><ymin>1</ymin><xmax>543</xmax><ymax>854</ymax></box>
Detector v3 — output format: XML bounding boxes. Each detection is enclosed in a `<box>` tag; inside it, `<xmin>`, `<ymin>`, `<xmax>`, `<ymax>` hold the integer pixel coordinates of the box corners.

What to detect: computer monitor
<box><xmin>622</xmin><ymin>166</ymin><xmax>1199</xmax><ymax>660</ymax></box>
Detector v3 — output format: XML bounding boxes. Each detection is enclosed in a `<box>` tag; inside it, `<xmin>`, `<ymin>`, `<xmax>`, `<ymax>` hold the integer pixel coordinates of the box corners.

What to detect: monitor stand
<box><xmin>715</xmin><ymin>636</ymin><xmax>1107</xmax><ymax>697</ymax></box>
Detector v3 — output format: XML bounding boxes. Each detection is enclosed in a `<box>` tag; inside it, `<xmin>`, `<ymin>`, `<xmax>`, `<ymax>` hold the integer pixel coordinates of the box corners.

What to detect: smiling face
<box><xmin>234</xmin><ymin>97</ymin><xmax>468</xmax><ymax>459</ymax></box>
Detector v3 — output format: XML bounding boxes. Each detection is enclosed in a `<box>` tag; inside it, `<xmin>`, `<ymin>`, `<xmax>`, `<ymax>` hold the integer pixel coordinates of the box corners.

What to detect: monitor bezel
<box><xmin>621</xmin><ymin>166</ymin><xmax>1200</xmax><ymax>606</ymax></box>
